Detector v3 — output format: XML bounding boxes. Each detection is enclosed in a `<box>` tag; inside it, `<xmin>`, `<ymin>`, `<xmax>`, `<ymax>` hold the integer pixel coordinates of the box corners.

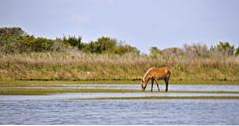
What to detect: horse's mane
<box><xmin>142</xmin><ymin>67</ymin><xmax>155</xmax><ymax>81</ymax></box>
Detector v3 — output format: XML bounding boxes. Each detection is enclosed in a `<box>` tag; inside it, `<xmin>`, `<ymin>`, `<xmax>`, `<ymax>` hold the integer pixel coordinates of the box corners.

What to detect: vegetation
<box><xmin>0</xmin><ymin>87</ymin><xmax>140</xmax><ymax>95</ymax></box>
<box><xmin>0</xmin><ymin>27</ymin><xmax>239</xmax><ymax>83</ymax></box>
<box><xmin>0</xmin><ymin>27</ymin><xmax>139</xmax><ymax>55</ymax></box>
<box><xmin>1</xmin><ymin>86</ymin><xmax>239</xmax><ymax>95</ymax></box>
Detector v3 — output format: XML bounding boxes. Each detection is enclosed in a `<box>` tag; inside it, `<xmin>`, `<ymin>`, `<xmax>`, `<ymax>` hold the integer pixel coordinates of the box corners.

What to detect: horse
<box><xmin>141</xmin><ymin>67</ymin><xmax>171</xmax><ymax>92</ymax></box>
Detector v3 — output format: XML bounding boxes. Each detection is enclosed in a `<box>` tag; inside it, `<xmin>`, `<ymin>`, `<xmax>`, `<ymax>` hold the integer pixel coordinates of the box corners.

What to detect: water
<box><xmin>13</xmin><ymin>84</ymin><xmax>239</xmax><ymax>92</ymax></box>
<box><xmin>1</xmin><ymin>84</ymin><xmax>239</xmax><ymax>124</ymax></box>
<box><xmin>1</xmin><ymin>92</ymin><xmax>239</xmax><ymax>101</ymax></box>
<box><xmin>0</xmin><ymin>99</ymin><xmax>239</xmax><ymax>124</ymax></box>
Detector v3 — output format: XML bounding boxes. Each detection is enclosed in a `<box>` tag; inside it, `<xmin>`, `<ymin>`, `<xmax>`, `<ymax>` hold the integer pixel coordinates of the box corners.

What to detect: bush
<box><xmin>0</xmin><ymin>27</ymin><xmax>26</xmax><ymax>36</ymax></box>
<box><xmin>86</xmin><ymin>37</ymin><xmax>117</xmax><ymax>53</ymax></box>
<box><xmin>63</xmin><ymin>36</ymin><xmax>84</xmax><ymax>50</ymax></box>
<box><xmin>0</xmin><ymin>27</ymin><xmax>69</xmax><ymax>53</ymax></box>
<box><xmin>149</xmin><ymin>46</ymin><xmax>161</xmax><ymax>57</ymax></box>
<box><xmin>236</xmin><ymin>47</ymin><xmax>239</xmax><ymax>56</ymax></box>
<box><xmin>82</xmin><ymin>36</ymin><xmax>140</xmax><ymax>55</ymax></box>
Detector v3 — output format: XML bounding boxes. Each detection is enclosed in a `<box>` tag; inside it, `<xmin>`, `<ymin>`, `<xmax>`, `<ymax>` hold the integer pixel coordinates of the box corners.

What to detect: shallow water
<box><xmin>1</xmin><ymin>92</ymin><xmax>239</xmax><ymax>101</ymax></box>
<box><xmin>11</xmin><ymin>84</ymin><xmax>239</xmax><ymax>92</ymax></box>
<box><xmin>0</xmin><ymin>99</ymin><xmax>239</xmax><ymax>124</ymax></box>
<box><xmin>1</xmin><ymin>84</ymin><xmax>239</xmax><ymax>124</ymax></box>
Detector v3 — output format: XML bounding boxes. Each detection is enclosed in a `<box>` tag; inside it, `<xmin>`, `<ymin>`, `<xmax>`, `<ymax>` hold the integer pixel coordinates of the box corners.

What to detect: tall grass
<box><xmin>0</xmin><ymin>50</ymin><xmax>239</xmax><ymax>82</ymax></box>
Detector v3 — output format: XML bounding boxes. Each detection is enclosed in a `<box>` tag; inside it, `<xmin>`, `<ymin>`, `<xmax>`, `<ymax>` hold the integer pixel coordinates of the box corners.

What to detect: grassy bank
<box><xmin>0</xmin><ymin>80</ymin><xmax>239</xmax><ymax>88</ymax></box>
<box><xmin>1</xmin><ymin>86</ymin><xmax>239</xmax><ymax>95</ymax></box>
<box><xmin>0</xmin><ymin>51</ymin><xmax>239</xmax><ymax>83</ymax></box>
<box><xmin>0</xmin><ymin>87</ymin><xmax>141</xmax><ymax>95</ymax></box>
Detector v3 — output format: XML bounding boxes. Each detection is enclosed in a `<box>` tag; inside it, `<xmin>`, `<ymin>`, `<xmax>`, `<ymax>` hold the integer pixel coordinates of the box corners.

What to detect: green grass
<box><xmin>1</xmin><ymin>86</ymin><xmax>239</xmax><ymax>95</ymax></box>
<box><xmin>0</xmin><ymin>87</ymin><xmax>141</xmax><ymax>95</ymax></box>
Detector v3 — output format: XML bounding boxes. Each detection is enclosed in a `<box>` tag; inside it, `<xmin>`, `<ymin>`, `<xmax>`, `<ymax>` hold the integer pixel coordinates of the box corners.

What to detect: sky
<box><xmin>1</xmin><ymin>0</ymin><xmax>239</xmax><ymax>53</ymax></box>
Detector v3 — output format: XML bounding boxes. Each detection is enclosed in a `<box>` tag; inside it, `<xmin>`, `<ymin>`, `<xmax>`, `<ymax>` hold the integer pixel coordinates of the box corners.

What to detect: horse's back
<box><xmin>148</xmin><ymin>67</ymin><xmax>171</xmax><ymax>78</ymax></box>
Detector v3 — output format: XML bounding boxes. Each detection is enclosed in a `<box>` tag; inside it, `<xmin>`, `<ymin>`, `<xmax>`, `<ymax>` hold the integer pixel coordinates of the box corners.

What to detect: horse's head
<box><xmin>141</xmin><ymin>79</ymin><xmax>146</xmax><ymax>91</ymax></box>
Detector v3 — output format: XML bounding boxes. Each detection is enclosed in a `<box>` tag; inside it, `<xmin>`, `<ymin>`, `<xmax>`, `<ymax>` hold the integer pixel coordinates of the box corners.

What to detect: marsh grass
<box><xmin>0</xmin><ymin>51</ymin><xmax>239</xmax><ymax>83</ymax></box>
<box><xmin>0</xmin><ymin>87</ymin><xmax>141</xmax><ymax>95</ymax></box>
<box><xmin>1</xmin><ymin>86</ymin><xmax>239</xmax><ymax>95</ymax></box>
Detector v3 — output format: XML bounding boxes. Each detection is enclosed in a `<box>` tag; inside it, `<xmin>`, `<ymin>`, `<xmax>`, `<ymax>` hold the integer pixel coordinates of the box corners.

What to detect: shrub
<box><xmin>0</xmin><ymin>27</ymin><xmax>69</xmax><ymax>53</ymax></box>
<box><xmin>63</xmin><ymin>36</ymin><xmax>84</xmax><ymax>50</ymax></box>
<box><xmin>149</xmin><ymin>46</ymin><xmax>161</xmax><ymax>57</ymax></box>
<box><xmin>0</xmin><ymin>27</ymin><xmax>26</xmax><ymax>36</ymax></box>
<box><xmin>211</xmin><ymin>41</ymin><xmax>235</xmax><ymax>56</ymax></box>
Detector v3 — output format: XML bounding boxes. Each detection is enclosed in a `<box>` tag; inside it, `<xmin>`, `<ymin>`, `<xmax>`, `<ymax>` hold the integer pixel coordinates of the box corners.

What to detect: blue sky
<box><xmin>1</xmin><ymin>0</ymin><xmax>239</xmax><ymax>53</ymax></box>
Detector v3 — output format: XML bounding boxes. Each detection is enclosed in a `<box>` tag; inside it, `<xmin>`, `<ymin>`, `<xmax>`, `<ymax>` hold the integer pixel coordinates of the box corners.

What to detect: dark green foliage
<box><xmin>0</xmin><ymin>27</ymin><xmax>25</xmax><ymax>36</ymax></box>
<box><xmin>114</xmin><ymin>44</ymin><xmax>140</xmax><ymax>55</ymax></box>
<box><xmin>150</xmin><ymin>46</ymin><xmax>161</xmax><ymax>57</ymax></box>
<box><xmin>0</xmin><ymin>27</ymin><xmax>68</xmax><ymax>53</ymax></box>
<box><xmin>84</xmin><ymin>37</ymin><xmax>117</xmax><ymax>53</ymax></box>
<box><xmin>214</xmin><ymin>41</ymin><xmax>235</xmax><ymax>56</ymax></box>
<box><xmin>82</xmin><ymin>36</ymin><xmax>140</xmax><ymax>55</ymax></box>
<box><xmin>0</xmin><ymin>27</ymin><xmax>140</xmax><ymax>55</ymax></box>
<box><xmin>96</xmin><ymin>37</ymin><xmax>117</xmax><ymax>53</ymax></box>
<box><xmin>1</xmin><ymin>27</ymin><xmax>238</xmax><ymax>57</ymax></box>
<box><xmin>63</xmin><ymin>36</ymin><xmax>84</xmax><ymax>50</ymax></box>
<box><xmin>31</xmin><ymin>37</ymin><xmax>54</xmax><ymax>52</ymax></box>
<box><xmin>236</xmin><ymin>47</ymin><xmax>239</xmax><ymax>56</ymax></box>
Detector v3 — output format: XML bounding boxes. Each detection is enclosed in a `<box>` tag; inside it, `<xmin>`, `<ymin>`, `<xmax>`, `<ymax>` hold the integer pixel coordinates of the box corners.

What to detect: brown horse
<box><xmin>141</xmin><ymin>67</ymin><xmax>171</xmax><ymax>92</ymax></box>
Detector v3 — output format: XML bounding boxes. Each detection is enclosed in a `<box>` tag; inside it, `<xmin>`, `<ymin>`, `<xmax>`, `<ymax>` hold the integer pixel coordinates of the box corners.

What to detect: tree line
<box><xmin>0</xmin><ymin>27</ymin><xmax>239</xmax><ymax>57</ymax></box>
<box><xmin>0</xmin><ymin>27</ymin><xmax>139</xmax><ymax>55</ymax></box>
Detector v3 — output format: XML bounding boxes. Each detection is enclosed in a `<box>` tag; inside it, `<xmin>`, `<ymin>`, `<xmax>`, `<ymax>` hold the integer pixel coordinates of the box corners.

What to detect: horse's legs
<box><xmin>151</xmin><ymin>79</ymin><xmax>154</xmax><ymax>92</ymax></box>
<box><xmin>154</xmin><ymin>79</ymin><xmax>160</xmax><ymax>92</ymax></box>
<box><xmin>164</xmin><ymin>77</ymin><xmax>169</xmax><ymax>92</ymax></box>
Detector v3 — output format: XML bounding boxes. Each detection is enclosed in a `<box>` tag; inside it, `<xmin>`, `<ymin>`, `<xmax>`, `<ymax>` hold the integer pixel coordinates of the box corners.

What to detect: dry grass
<box><xmin>0</xmin><ymin>51</ymin><xmax>239</xmax><ymax>82</ymax></box>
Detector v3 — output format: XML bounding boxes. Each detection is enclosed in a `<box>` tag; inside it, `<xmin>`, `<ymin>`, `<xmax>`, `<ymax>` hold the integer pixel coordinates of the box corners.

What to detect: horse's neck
<box><xmin>143</xmin><ymin>70</ymin><xmax>151</xmax><ymax>82</ymax></box>
<box><xmin>144</xmin><ymin>76</ymin><xmax>151</xmax><ymax>84</ymax></box>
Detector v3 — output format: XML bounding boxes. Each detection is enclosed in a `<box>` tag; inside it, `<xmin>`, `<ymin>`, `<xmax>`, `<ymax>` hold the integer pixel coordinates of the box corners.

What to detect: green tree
<box><xmin>95</xmin><ymin>37</ymin><xmax>117</xmax><ymax>53</ymax></box>
<box><xmin>63</xmin><ymin>36</ymin><xmax>84</xmax><ymax>50</ymax></box>
<box><xmin>84</xmin><ymin>37</ymin><xmax>117</xmax><ymax>53</ymax></box>
<box><xmin>114</xmin><ymin>44</ymin><xmax>140</xmax><ymax>55</ymax></box>
<box><xmin>31</xmin><ymin>37</ymin><xmax>54</xmax><ymax>52</ymax></box>
<box><xmin>150</xmin><ymin>46</ymin><xmax>161</xmax><ymax>57</ymax></box>
<box><xmin>216</xmin><ymin>41</ymin><xmax>235</xmax><ymax>56</ymax></box>
<box><xmin>0</xmin><ymin>27</ymin><xmax>26</xmax><ymax>36</ymax></box>
<box><xmin>235</xmin><ymin>47</ymin><xmax>239</xmax><ymax>56</ymax></box>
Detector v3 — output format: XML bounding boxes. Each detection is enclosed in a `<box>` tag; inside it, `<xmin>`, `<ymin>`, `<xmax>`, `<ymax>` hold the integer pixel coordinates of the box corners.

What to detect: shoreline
<box><xmin>0</xmin><ymin>79</ymin><xmax>239</xmax><ymax>86</ymax></box>
<box><xmin>1</xmin><ymin>81</ymin><xmax>239</xmax><ymax>95</ymax></box>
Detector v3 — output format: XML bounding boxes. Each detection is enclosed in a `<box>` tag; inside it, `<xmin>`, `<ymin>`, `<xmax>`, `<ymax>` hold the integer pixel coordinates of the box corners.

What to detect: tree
<box><xmin>215</xmin><ymin>41</ymin><xmax>235</xmax><ymax>56</ymax></box>
<box><xmin>0</xmin><ymin>27</ymin><xmax>26</xmax><ymax>36</ymax></box>
<box><xmin>150</xmin><ymin>46</ymin><xmax>161</xmax><ymax>57</ymax></box>
<box><xmin>114</xmin><ymin>44</ymin><xmax>140</xmax><ymax>55</ymax></box>
<box><xmin>84</xmin><ymin>37</ymin><xmax>117</xmax><ymax>53</ymax></box>
<box><xmin>235</xmin><ymin>47</ymin><xmax>239</xmax><ymax>56</ymax></box>
<box><xmin>95</xmin><ymin>37</ymin><xmax>117</xmax><ymax>53</ymax></box>
<box><xmin>63</xmin><ymin>36</ymin><xmax>84</xmax><ymax>50</ymax></box>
